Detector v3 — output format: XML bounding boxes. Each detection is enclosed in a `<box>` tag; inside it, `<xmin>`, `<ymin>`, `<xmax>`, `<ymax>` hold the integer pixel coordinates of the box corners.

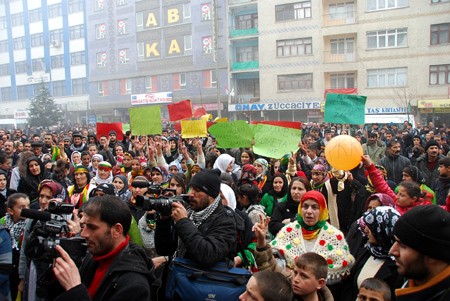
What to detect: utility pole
<box><xmin>212</xmin><ymin>0</ymin><xmax>221</xmax><ymax>117</ymax></box>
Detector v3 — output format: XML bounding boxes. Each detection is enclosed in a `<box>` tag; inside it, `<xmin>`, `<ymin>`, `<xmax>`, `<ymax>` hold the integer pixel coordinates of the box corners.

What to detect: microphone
<box><xmin>21</xmin><ymin>209</ymin><xmax>52</xmax><ymax>221</ymax></box>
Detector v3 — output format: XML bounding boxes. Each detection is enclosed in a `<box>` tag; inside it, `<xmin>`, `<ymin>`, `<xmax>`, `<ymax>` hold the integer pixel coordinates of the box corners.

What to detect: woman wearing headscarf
<box><xmin>254</xmin><ymin>158</ymin><xmax>273</xmax><ymax>195</ymax></box>
<box><xmin>213</xmin><ymin>153</ymin><xmax>238</xmax><ymax>183</ymax></box>
<box><xmin>259</xmin><ymin>173</ymin><xmax>289</xmax><ymax>216</ymax></box>
<box><xmin>89</xmin><ymin>153</ymin><xmax>103</xmax><ymax>176</ymax></box>
<box><xmin>236</xmin><ymin>183</ymin><xmax>266</xmax><ymax>225</ymax></box>
<box><xmin>9</xmin><ymin>151</ymin><xmax>34</xmax><ymax>191</ymax></box>
<box><xmin>399</xmin><ymin>165</ymin><xmax>436</xmax><ymax>204</ymax></box>
<box><xmin>17</xmin><ymin>157</ymin><xmax>54</xmax><ymax>206</ymax></box>
<box><xmin>310</xmin><ymin>164</ymin><xmax>329</xmax><ymax>193</ymax></box>
<box><xmin>68</xmin><ymin>165</ymin><xmax>95</xmax><ymax>209</ymax></box>
<box><xmin>90</xmin><ymin>161</ymin><xmax>113</xmax><ymax>186</ymax></box>
<box><xmin>342</xmin><ymin>206</ymin><xmax>404</xmax><ymax>301</ymax></box>
<box><xmin>219</xmin><ymin>183</ymin><xmax>236</xmax><ymax>210</ymax></box>
<box><xmin>253</xmin><ymin>190</ymin><xmax>354</xmax><ymax>285</ymax></box>
<box><xmin>70</xmin><ymin>151</ymin><xmax>82</xmax><ymax>167</ymax></box>
<box><xmin>150</xmin><ymin>166</ymin><xmax>169</xmax><ymax>186</ymax></box>
<box><xmin>113</xmin><ymin>174</ymin><xmax>132</xmax><ymax>202</ymax></box>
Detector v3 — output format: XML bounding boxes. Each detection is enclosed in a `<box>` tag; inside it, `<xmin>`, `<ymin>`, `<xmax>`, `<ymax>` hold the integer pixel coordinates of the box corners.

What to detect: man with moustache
<box><xmin>378</xmin><ymin>140</ymin><xmax>411</xmax><ymax>184</ymax></box>
<box><xmin>390</xmin><ymin>205</ymin><xmax>450</xmax><ymax>300</ymax></box>
<box><xmin>416</xmin><ymin>140</ymin><xmax>445</xmax><ymax>188</ymax></box>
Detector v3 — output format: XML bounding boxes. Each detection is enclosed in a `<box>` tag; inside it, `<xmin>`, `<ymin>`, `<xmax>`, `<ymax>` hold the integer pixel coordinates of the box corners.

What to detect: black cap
<box><xmin>188</xmin><ymin>169</ymin><xmax>221</xmax><ymax>198</ymax></box>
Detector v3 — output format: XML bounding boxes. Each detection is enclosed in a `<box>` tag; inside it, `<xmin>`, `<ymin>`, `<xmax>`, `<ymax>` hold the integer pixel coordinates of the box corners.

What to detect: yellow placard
<box><xmin>181</xmin><ymin>120</ymin><xmax>207</xmax><ymax>138</ymax></box>
<box><xmin>201</xmin><ymin>114</ymin><xmax>212</xmax><ymax>121</ymax></box>
<box><xmin>214</xmin><ymin>117</ymin><xmax>228</xmax><ymax>123</ymax></box>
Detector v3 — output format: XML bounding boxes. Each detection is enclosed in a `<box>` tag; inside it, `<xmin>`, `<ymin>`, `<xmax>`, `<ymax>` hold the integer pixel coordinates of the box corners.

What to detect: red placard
<box><xmin>250</xmin><ymin>121</ymin><xmax>302</xmax><ymax>130</ymax></box>
<box><xmin>96</xmin><ymin>123</ymin><xmax>124</xmax><ymax>140</ymax></box>
<box><xmin>324</xmin><ymin>88</ymin><xmax>357</xmax><ymax>100</ymax></box>
<box><xmin>193</xmin><ymin>107</ymin><xmax>207</xmax><ymax>118</ymax></box>
<box><xmin>167</xmin><ymin>99</ymin><xmax>193</xmax><ymax>122</ymax></box>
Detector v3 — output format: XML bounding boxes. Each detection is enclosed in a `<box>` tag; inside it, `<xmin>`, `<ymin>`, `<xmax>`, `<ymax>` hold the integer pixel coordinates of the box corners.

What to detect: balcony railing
<box><xmin>323</xmin><ymin>11</ymin><xmax>356</xmax><ymax>27</ymax></box>
<box><xmin>230</xmin><ymin>94</ymin><xmax>260</xmax><ymax>104</ymax></box>
<box><xmin>230</xmin><ymin>27</ymin><xmax>258</xmax><ymax>38</ymax></box>
<box><xmin>230</xmin><ymin>60</ymin><xmax>259</xmax><ymax>71</ymax></box>
<box><xmin>228</xmin><ymin>0</ymin><xmax>257</xmax><ymax>5</ymax></box>
<box><xmin>324</xmin><ymin>50</ymin><xmax>356</xmax><ymax>63</ymax></box>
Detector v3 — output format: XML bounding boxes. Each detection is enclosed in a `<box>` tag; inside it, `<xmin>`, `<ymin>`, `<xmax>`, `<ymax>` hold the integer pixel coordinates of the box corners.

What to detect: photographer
<box><xmin>53</xmin><ymin>196</ymin><xmax>155</xmax><ymax>301</ymax></box>
<box><xmin>155</xmin><ymin>169</ymin><xmax>237</xmax><ymax>267</ymax></box>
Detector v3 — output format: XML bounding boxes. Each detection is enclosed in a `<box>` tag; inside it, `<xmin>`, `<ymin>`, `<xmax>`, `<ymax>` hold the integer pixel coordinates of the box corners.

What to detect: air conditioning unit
<box><xmin>52</xmin><ymin>40</ymin><xmax>61</xmax><ymax>47</ymax></box>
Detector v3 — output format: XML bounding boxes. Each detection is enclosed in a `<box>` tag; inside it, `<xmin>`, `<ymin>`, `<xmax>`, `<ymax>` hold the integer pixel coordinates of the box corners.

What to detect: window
<box><xmin>329</xmin><ymin>2</ymin><xmax>355</xmax><ymax>20</ymax></box>
<box><xmin>431</xmin><ymin>0</ymin><xmax>450</xmax><ymax>2</ymax></box>
<box><xmin>0</xmin><ymin>64</ymin><xmax>10</xmax><ymax>76</ymax></box>
<box><xmin>117</xmin><ymin>0</ymin><xmax>128</xmax><ymax>6</ymax></box>
<box><xmin>137</xmin><ymin>42</ymin><xmax>144</xmax><ymax>61</ymax></box>
<box><xmin>183</xmin><ymin>35</ymin><xmax>192</xmax><ymax>55</ymax></box>
<box><xmin>430</xmin><ymin>64</ymin><xmax>450</xmax><ymax>85</ymax></box>
<box><xmin>278</xmin><ymin>73</ymin><xmax>313</xmax><ymax>90</ymax></box>
<box><xmin>203</xmin><ymin>70</ymin><xmax>217</xmax><ymax>88</ymax></box>
<box><xmin>70</xmin><ymin>25</ymin><xmax>84</xmax><ymax>39</ymax></box>
<box><xmin>15</xmin><ymin>61</ymin><xmax>28</xmax><ymax>74</ymax></box>
<box><xmin>136</xmin><ymin>12</ymin><xmax>144</xmax><ymax>31</ymax></box>
<box><xmin>330</xmin><ymin>37</ymin><xmax>354</xmax><ymax>54</ymax></box>
<box><xmin>276</xmin><ymin>1</ymin><xmax>311</xmax><ymax>22</ymax></box>
<box><xmin>50</xmin><ymin>29</ymin><xmax>63</xmax><ymax>43</ymax></box>
<box><xmin>13</xmin><ymin>37</ymin><xmax>25</xmax><ymax>50</ymax></box>
<box><xmin>48</xmin><ymin>3</ymin><xmax>62</xmax><ymax>18</ymax></box>
<box><xmin>0</xmin><ymin>17</ymin><xmax>6</xmax><ymax>29</ymax></box>
<box><xmin>236</xmin><ymin>46</ymin><xmax>259</xmax><ymax>62</ymax></box>
<box><xmin>29</xmin><ymin>8</ymin><xmax>42</xmax><ymax>23</ymax></box>
<box><xmin>95</xmin><ymin>0</ymin><xmax>105</xmax><ymax>11</ymax></box>
<box><xmin>31</xmin><ymin>33</ymin><xmax>44</xmax><ymax>47</ymax></box>
<box><xmin>97</xmin><ymin>52</ymin><xmax>107</xmax><ymax>68</ymax></box>
<box><xmin>11</xmin><ymin>13</ymin><xmax>23</xmax><ymax>27</ymax></box>
<box><xmin>71</xmin><ymin>51</ymin><xmax>85</xmax><ymax>65</ymax></box>
<box><xmin>236</xmin><ymin>14</ymin><xmax>258</xmax><ymax>30</ymax></box>
<box><xmin>277</xmin><ymin>37</ymin><xmax>312</xmax><ymax>56</ymax></box>
<box><xmin>51</xmin><ymin>55</ymin><xmax>65</xmax><ymax>68</ymax></box>
<box><xmin>237</xmin><ymin>79</ymin><xmax>260</xmax><ymax>95</ymax></box>
<box><xmin>119</xmin><ymin>49</ymin><xmax>129</xmax><ymax>64</ymax></box>
<box><xmin>33</xmin><ymin>84</ymin><xmax>41</xmax><ymax>97</ymax></box>
<box><xmin>1</xmin><ymin>87</ymin><xmax>12</xmax><ymax>102</ymax></box>
<box><xmin>32</xmin><ymin>58</ymin><xmax>44</xmax><ymax>72</ymax></box>
<box><xmin>367</xmin><ymin>67</ymin><xmax>407</xmax><ymax>87</ymax></box>
<box><xmin>96</xmin><ymin>24</ymin><xmax>106</xmax><ymax>39</ymax></box>
<box><xmin>68</xmin><ymin>0</ymin><xmax>84</xmax><ymax>14</ymax></box>
<box><xmin>0</xmin><ymin>40</ymin><xmax>8</xmax><ymax>53</ymax></box>
<box><xmin>431</xmin><ymin>23</ymin><xmax>449</xmax><ymax>45</ymax></box>
<box><xmin>118</xmin><ymin>19</ymin><xmax>128</xmax><ymax>35</ymax></box>
<box><xmin>72</xmin><ymin>78</ymin><xmax>86</xmax><ymax>95</ymax></box>
<box><xmin>53</xmin><ymin>80</ymin><xmax>66</xmax><ymax>97</ymax></box>
<box><xmin>120</xmin><ymin>79</ymin><xmax>132</xmax><ymax>94</ymax></box>
<box><xmin>330</xmin><ymin>73</ymin><xmax>355</xmax><ymax>89</ymax></box>
<box><xmin>183</xmin><ymin>3</ymin><xmax>191</xmax><ymax>22</ymax></box>
<box><xmin>17</xmin><ymin>86</ymin><xmax>29</xmax><ymax>100</ymax></box>
<box><xmin>367</xmin><ymin>28</ymin><xmax>407</xmax><ymax>49</ymax></box>
<box><xmin>173</xmin><ymin>73</ymin><xmax>186</xmax><ymax>90</ymax></box>
<box><xmin>98</xmin><ymin>81</ymin><xmax>109</xmax><ymax>97</ymax></box>
<box><xmin>145</xmin><ymin>76</ymin><xmax>152</xmax><ymax>92</ymax></box>
<box><xmin>366</xmin><ymin>0</ymin><xmax>408</xmax><ymax>11</ymax></box>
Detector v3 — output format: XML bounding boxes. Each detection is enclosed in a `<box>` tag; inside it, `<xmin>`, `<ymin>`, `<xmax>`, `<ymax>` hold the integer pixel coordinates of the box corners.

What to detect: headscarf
<box><xmin>254</xmin><ymin>158</ymin><xmax>268</xmax><ymax>177</ymax></box>
<box><xmin>191</xmin><ymin>164</ymin><xmax>203</xmax><ymax>174</ymax></box>
<box><xmin>310</xmin><ymin>164</ymin><xmax>329</xmax><ymax>190</ymax></box>
<box><xmin>69</xmin><ymin>165</ymin><xmax>91</xmax><ymax>208</ymax></box>
<box><xmin>278</xmin><ymin>154</ymin><xmax>290</xmax><ymax>174</ymax></box>
<box><xmin>113</xmin><ymin>174</ymin><xmax>132</xmax><ymax>202</ymax></box>
<box><xmin>93</xmin><ymin>161</ymin><xmax>113</xmax><ymax>185</ymax></box>
<box><xmin>90</xmin><ymin>154</ymin><xmax>104</xmax><ymax>174</ymax></box>
<box><xmin>297</xmin><ymin>190</ymin><xmax>329</xmax><ymax>240</ymax></box>
<box><xmin>357</xmin><ymin>206</ymin><xmax>400</xmax><ymax>258</ymax></box>
<box><xmin>151</xmin><ymin>166</ymin><xmax>169</xmax><ymax>183</ymax></box>
<box><xmin>89</xmin><ymin>183</ymin><xmax>118</xmax><ymax>197</ymax></box>
<box><xmin>168</xmin><ymin>160</ymin><xmax>182</xmax><ymax>174</ymax></box>
<box><xmin>220</xmin><ymin>183</ymin><xmax>236</xmax><ymax>210</ymax></box>
<box><xmin>404</xmin><ymin>166</ymin><xmax>426</xmax><ymax>184</ymax></box>
<box><xmin>213</xmin><ymin>154</ymin><xmax>235</xmax><ymax>174</ymax></box>
<box><xmin>270</xmin><ymin>173</ymin><xmax>289</xmax><ymax>199</ymax></box>
<box><xmin>364</xmin><ymin>193</ymin><xmax>396</xmax><ymax>211</ymax></box>
<box><xmin>366</xmin><ymin>165</ymin><xmax>388</xmax><ymax>194</ymax></box>
<box><xmin>239</xmin><ymin>164</ymin><xmax>258</xmax><ymax>186</ymax></box>
<box><xmin>23</xmin><ymin>157</ymin><xmax>52</xmax><ymax>199</ymax></box>
<box><xmin>70</xmin><ymin>151</ymin><xmax>81</xmax><ymax>166</ymax></box>
<box><xmin>168</xmin><ymin>137</ymin><xmax>179</xmax><ymax>155</ymax></box>
<box><xmin>38</xmin><ymin>180</ymin><xmax>70</xmax><ymax>203</ymax></box>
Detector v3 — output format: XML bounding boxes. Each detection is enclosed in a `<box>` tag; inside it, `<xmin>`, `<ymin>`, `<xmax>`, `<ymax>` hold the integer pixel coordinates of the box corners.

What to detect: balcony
<box><xmin>230</xmin><ymin>60</ymin><xmax>259</xmax><ymax>71</ymax></box>
<box><xmin>324</xmin><ymin>50</ymin><xmax>356</xmax><ymax>63</ymax></box>
<box><xmin>323</xmin><ymin>11</ymin><xmax>356</xmax><ymax>27</ymax></box>
<box><xmin>230</xmin><ymin>94</ymin><xmax>260</xmax><ymax>104</ymax></box>
<box><xmin>230</xmin><ymin>27</ymin><xmax>258</xmax><ymax>38</ymax></box>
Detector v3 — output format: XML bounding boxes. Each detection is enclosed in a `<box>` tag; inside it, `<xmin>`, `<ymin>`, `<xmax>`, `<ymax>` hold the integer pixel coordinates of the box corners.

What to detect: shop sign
<box><xmin>418</xmin><ymin>99</ymin><xmax>450</xmax><ymax>108</ymax></box>
<box><xmin>13</xmin><ymin>108</ymin><xmax>29</xmax><ymax>119</ymax></box>
<box><xmin>192</xmin><ymin>103</ymin><xmax>223</xmax><ymax>111</ymax></box>
<box><xmin>67</xmin><ymin>101</ymin><xmax>88</xmax><ymax>111</ymax></box>
<box><xmin>366</xmin><ymin>107</ymin><xmax>408</xmax><ymax>114</ymax></box>
<box><xmin>229</xmin><ymin>102</ymin><xmax>320</xmax><ymax>112</ymax></box>
<box><xmin>131</xmin><ymin>92</ymin><xmax>173</xmax><ymax>105</ymax></box>
<box><xmin>307</xmin><ymin>109</ymin><xmax>323</xmax><ymax>117</ymax></box>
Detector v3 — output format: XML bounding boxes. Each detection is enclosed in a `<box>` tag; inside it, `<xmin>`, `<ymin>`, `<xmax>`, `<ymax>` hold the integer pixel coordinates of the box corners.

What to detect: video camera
<box><xmin>21</xmin><ymin>201</ymin><xmax>88</xmax><ymax>265</ymax></box>
<box><xmin>135</xmin><ymin>183</ymin><xmax>189</xmax><ymax>215</ymax></box>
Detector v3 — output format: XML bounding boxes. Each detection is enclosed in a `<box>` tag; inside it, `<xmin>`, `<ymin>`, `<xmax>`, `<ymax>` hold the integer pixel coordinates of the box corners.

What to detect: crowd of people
<box><xmin>0</xmin><ymin>119</ymin><xmax>449</xmax><ymax>301</ymax></box>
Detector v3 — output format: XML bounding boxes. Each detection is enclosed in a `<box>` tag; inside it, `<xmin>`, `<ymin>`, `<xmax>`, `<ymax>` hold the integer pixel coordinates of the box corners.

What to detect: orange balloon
<box><xmin>325</xmin><ymin>135</ymin><xmax>363</xmax><ymax>170</ymax></box>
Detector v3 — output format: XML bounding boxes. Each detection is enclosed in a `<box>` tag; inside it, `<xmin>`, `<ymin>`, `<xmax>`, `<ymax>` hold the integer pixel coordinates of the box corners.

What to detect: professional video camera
<box><xmin>21</xmin><ymin>201</ymin><xmax>88</xmax><ymax>265</ymax></box>
<box><xmin>135</xmin><ymin>183</ymin><xmax>189</xmax><ymax>215</ymax></box>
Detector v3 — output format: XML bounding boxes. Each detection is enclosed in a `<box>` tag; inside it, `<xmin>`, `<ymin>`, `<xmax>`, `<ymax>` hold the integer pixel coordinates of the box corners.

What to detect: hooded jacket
<box><xmin>416</xmin><ymin>153</ymin><xmax>445</xmax><ymax>188</ymax></box>
<box><xmin>54</xmin><ymin>241</ymin><xmax>155</xmax><ymax>301</ymax></box>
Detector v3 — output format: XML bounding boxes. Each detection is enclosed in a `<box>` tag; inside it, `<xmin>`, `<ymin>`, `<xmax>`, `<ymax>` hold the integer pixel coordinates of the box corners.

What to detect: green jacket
<box><xmin>260</xmin><ymin>194</ymin><xmax>287</xmax><ymax>216</ymax></box>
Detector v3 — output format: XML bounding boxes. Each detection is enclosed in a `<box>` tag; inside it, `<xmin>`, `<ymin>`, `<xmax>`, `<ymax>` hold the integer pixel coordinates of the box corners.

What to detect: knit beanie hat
<box><xmin>425</xmin><ymin>140</ymin><xmax>440</xmax><ymax>151</ymax></box>
<box><xmin>188</xmin><ymin>169</ymin><xmax>221</xmax><ymax>198</ymax></box>
<box><xmin>97</xmin><ymin>161</ymin><xmax>112</xmax><ymax>172</ymax></box>
<box><xmin>89</xmin><ymin>183</ymin><xmax>118</xmax><ymax>197</ymax></box>
<box><xmin>393</xmin><ymin>205</ymin><xmax>450</xmax><ymax>262</ymax></box>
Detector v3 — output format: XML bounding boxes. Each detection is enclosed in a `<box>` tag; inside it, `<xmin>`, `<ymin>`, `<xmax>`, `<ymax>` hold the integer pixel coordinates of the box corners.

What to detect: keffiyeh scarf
<box><xmin>3</xmin><ymin>214</ymin><xmax>27</xmax><ymax>250</ymax></box>
<box><xmin>187</xmin><ymin>195</ymin><xmax>220</xmax><ymax>227</ymax></box>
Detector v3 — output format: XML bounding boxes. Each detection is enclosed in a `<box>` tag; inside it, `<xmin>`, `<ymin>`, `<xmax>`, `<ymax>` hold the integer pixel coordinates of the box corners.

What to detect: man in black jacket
<box><xmin>53</xmin><ymin>196</ymin><xmax>155</xmax><ymax>301</ymax></box>
<box><xmin>378</xmin><ymin>140</ymin><xmax>410</xmax><ymax>184</ymax></box>
<box><xmin>155</xmin><ymin>169</ymin><xmax>237</xmax><ymax>268</ymax></box>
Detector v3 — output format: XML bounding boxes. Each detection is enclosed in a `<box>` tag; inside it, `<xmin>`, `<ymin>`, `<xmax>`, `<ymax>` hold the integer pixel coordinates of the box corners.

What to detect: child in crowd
<box><xmin>239</xmin><ymin>270</ymin><xmax>292</xmax><ymax>301</ymax></box>
<box><xmin>357</xmin><ymin>278</ymin><xmax>391</xmax><ymax>301</ymax></box>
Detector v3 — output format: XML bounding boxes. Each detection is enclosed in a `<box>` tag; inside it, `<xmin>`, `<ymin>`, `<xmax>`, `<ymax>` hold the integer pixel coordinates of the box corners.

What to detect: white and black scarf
<box><xmin>70</xmin><ymin>142</ymin><xmax>86</xmax><ymax>152</ymax></box>
<box><xmin>187</xmin><ymin>195</ymin><xmax>221</xmax><ymax>228</ymax></box>
<box><xmin>3</xmin><ymin>214</ymin><xmax>27</xmax><ymax>250</ymax></box>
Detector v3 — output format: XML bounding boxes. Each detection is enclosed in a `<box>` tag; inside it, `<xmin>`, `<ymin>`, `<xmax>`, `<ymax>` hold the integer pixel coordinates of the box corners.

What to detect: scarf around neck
<box><xmin>187</xmin><ymin>195</ymin><xmax>221</xmax><ymax>228</ymax></box>
<box><xmin>70</xmin><ymin>142</ymin><xmax>86</xmax><ymax>152</ymax></box>
<box><xmin>3</xmin><ymin>214</ymin><xmax>27</xmax><ymax>250</ymax></box>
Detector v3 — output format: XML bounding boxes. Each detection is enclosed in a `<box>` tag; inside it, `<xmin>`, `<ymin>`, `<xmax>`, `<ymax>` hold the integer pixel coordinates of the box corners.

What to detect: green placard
<box><xmin>122</xmin><ymin>124</ymin><xmax>130</xmax><ymax>133</ymax></box>
<box><xmin>324</xmin><ymin>93</ymin><xmax>367</xmax><ymax>125</ymax></box>
<box><xmin>253</xmin><ymin>124</ymin><xmax>302</xmax><ymax>159</ymax></box>
<box><xmin>208</xmin><ymin>120</ymin><xmax>254</xmax><ymax>148</ymax></box>
<box><xmin>129</xmin><ymin>106</ymin><xmax>162</xmax><ymax>135</ymax></box>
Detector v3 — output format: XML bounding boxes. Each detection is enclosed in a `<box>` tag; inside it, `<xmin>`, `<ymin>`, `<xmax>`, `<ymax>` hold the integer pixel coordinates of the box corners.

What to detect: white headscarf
<box><xmin>213</xmin><ymin>154</ymin><xmax>235</xmax><ymax>174</ymax></box>
<box><xmin>220</xmin><ymin>183</ymin><xmax>236</xmax><ymax>210</ymax></box>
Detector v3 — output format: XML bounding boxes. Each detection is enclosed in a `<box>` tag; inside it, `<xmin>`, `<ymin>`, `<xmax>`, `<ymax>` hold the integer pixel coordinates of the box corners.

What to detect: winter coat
<box><xmin>416</xmin><ymin>153</ymin><xmax>445</xmax><ymax>188</ymax></box>
<box><xmin>378</xmin><ymin>154</ymin><xmax>411</xmax><ymax>184</ymax></box>
<box><xmin>362</xmin><ymin>140</ymin><xmax>386</xmax><ymax>164</ymax></box>
<box><xmin>433</xmin><ymin>177</ymin><xmax>450</xmax><ymax>206</ymax></box>
<box><xmin>155</xmin><ymin>202</ymin><xmax>237</xmax><ymax>268</ymax></box>
<box><xmin>54</xmin><ymin>242</ymin><xmax>155</xmax><ymax>301</ymax></box>
<box><xmin>268</xmin><ymin>197</ymin><xmax>298</xmax><ymax>237</ymax></box>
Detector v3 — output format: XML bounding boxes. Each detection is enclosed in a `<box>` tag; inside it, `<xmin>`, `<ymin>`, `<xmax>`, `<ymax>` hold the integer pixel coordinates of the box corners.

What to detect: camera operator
<box><xmin>155</xmin><ymin>169</ymin><xmax>237</xmax><ymax>268</ymax></box>
<box><xmin>18</xmin><ymin>180</ymin><xmax>72</xmax><ymax>300</ymax></box>
<box><xmin>52</xmin><ymin>195</ymin><xmax>155</xmax><ymax>301</ymax></box>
